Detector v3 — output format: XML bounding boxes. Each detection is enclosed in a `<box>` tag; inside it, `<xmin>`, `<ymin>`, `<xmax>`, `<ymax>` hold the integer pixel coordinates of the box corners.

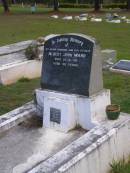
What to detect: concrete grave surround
<box><xmin>36</xmin><ymin>33</ymin><xmax>111</xmax><ymax>132</ymax></box>
<box><xmin>0</xmin><ymin>104</ymin><xmax>130</xmax><ymax>173</ymax></box>
<box><xmin>0</xmin><ymin>102</ymin><xmax>36</xmax><ymax>134</ymax></box>
<box><xmin>0</xmin><ymin>104</ymin><xmax>85</xmax><ymax>173</ymax></box>
<box><xmin>0</xmin><ymin>60</ymin><xmax>42</xmax><ymax>85</ymax></box>
<box><xmin>0</xmin><ymin>40</ymin><xmax>43</xmax><ymax>85</ymax></box>
<box><xmin>28</xmin><ymin>114</ymin><xmax>130</xmax><ymax>173</ymax></box>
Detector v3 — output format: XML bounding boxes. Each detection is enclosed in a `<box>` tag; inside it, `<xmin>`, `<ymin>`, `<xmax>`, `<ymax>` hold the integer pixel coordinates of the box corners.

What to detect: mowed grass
<box><xmin>0</xmin><ymin>6</ymin><xmax>130</xmax><ymax>59</ymax></box>
<box><xmin>0</xmin><ymin>6</ymin><xmax>130</xmax><ymax>115</ymax></box>
<box><xmin>0</xmin><ymin>71</ymin><xmax>130</xmax><ymax>115</ymax></box>
<box><xmin>0</xmin><ymin>78</ymin><xmax>40</xmax><ymax>115</ymax></box>
<box><xmin>104</xmin><ymin>71</ymin><xmax>130</xmax><ymax>113</ymax></box>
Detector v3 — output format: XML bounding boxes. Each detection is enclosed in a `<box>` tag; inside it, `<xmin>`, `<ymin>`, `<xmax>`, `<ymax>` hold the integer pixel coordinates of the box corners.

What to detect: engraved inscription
<box><xmin>45</xmin><ymin>36</ymin><xmax>91</xmax><ymax>68</ymax></box>
<box><xmin>41</xmin><ymin>34</ymin><xmax>94</xmax><ymax>96</ymax></box>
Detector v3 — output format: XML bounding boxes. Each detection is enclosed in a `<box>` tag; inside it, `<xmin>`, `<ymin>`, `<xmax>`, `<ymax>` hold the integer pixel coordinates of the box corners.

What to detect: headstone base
<box><xmin>35</xmin><ymin>89</ymin><xmax>111</xmax><ymax>132</ymax></box>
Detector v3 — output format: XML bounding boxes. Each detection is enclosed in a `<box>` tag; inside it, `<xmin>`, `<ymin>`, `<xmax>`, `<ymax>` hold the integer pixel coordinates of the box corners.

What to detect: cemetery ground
<box><xmin>0</xmin><ymin>6</ymin><xmax>130</xmax><ymax>58</ymax></box>
<box><xmin>0</xmin><ymin>7</ymin><xmax>130</xmax><ymax>173</ymax></box>
<box><xmin>1</xmin><ymin>72</ymin><xmax>130</xmax><ymax>117</ymax></box>
<box><xmin>0</xmin><ymin>7</ymin><xmax>130</xmax><ymax>115</ymax></box>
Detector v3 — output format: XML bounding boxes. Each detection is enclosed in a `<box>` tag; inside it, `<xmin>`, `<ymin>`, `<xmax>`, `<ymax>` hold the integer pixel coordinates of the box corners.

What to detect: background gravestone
<box><xmin>112</xmin><ymin>60</ymin><xmax>130</xmax><ymax>71</ymax></box>
<box><xmin>41</xmin><ymin>34</ymin><xmax>103</xmax><ymax>96</ymax></box>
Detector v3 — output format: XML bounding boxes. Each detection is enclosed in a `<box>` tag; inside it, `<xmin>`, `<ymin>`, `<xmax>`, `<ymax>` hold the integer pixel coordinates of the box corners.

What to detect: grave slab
<box><xmin>0</xmin><ymin>51</ymin><xmax>27</xmax><ymax>66</ymax></box>
<box><xmin>110</xmin><ymin>60</ymin><xmax>130</xmax><ymax>75</ymax></box>
<box><xmin>0</xmin><ymin>40</ymin><xmax>33</xmax><ymax>56</ymax></box>
<box><xmin>0</xmin><ymin>116</ymin><xmax>85</xmax><ymax>173</ymax></box>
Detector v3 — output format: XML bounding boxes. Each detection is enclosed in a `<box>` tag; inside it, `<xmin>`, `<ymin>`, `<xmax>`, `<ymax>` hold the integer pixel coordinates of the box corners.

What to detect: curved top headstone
<box><xmin>41</xmin><ymin>33</ymin><xmax>103</xmax><ymax>96</ymax></box>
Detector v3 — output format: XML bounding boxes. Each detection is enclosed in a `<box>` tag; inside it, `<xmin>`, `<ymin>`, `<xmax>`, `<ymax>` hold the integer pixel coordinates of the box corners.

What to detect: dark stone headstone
<box><xmin>41</xmin><ymin>34</ymin><xmax>103</xmax><ymax>96</ymax></box>
<box><xmin>113</xmin><ymin>60</ymin><xmax>130</xmax><ymax>71</ymax></box>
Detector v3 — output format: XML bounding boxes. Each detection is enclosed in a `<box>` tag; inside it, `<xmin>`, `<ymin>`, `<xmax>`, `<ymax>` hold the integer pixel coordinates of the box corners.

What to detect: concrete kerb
<box><xmin>0</xmin><ymin>40</ymin><xmax>44</xmax><ymax>85</ymax></box>
<box><xmin>0</xmin><ymin>40</ymin><xmax>33</xmax><ymax>56</ymax></box>
<box><xmin>28</xmin><ymin>113</ymin><xmax>130</xmax><ymax>173</ymax></box>
<box><xmin>0</xmin><ymin>101</ymin><xmax>36</xmax><ymax>133</ymax></box>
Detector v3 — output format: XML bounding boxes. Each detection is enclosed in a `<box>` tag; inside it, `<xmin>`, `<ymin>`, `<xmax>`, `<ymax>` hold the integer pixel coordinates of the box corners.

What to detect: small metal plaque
<box><xmin>50</xmin><ymin>107</ymin><xmax>61</xmax><ymax>124</ymax></box>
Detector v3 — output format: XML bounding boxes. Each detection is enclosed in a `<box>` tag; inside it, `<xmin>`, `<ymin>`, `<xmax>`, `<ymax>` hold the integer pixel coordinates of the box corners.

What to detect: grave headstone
<box><xmin>36</xmin><ymin>34</ymin><xmax>110</xmax><ymax>132</ymax></box>
<box><xmin>41</xmin><ymin>34</ymin><xmax>103</xmax><ymax>96</ymax></box>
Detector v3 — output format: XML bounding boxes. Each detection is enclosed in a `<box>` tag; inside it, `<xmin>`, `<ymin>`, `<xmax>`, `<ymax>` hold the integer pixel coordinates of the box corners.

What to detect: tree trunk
<box><xmin>94</xmin><ymin>0</ymin><xmax>100</xmax><ymax>11</ymax></box>
<box><xmin>127</xmin><ymin>0</ymin><xmax>130</xmax><ymax>10</ymax></box>
<box><xmin>53</xmin><ymin>0</ymin><xmax>59</xmax><ymax>11</ymax></box>
<box><xmin>1</xmin><ymin>0</ymin><xmax>10</xmax><ymax>13</ymax></box>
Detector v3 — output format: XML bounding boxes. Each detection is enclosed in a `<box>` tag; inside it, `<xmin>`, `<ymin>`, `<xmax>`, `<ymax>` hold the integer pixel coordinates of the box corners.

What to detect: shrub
<box><xmin>25</xmin><ymin>43</ymin><xmax>39</xmax><ymax>60</ymax></box>
<box><xmin>110</xmin><ymin>159</ymin><xmax>126</xmax><ymax>173</ymax></box>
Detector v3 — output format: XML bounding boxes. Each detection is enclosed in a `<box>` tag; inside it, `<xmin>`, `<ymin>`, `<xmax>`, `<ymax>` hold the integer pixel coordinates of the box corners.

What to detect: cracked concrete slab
<box><xmin>0</xmin><ymin>116</ymin><xmax>86</xmax><ymax>173</ymax></box>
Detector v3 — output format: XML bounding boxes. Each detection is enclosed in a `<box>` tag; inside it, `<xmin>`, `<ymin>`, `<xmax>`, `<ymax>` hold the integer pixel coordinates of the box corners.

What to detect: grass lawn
<box><xmin>110</xmin><ymin>159</ymin><xmax>130</xmax><ymax>173</ymax></box>
<box><xmin>104</xmin><ymin>71</ymin><xmax>130</xmax><ymax>113</ymax></box>
<box><xmin>0</xmin><ymin>71</ymin><xmax>130</xmax><ymax>115</ymax></box>
<box><xmin>0</xmin><ymin>6</ymin><xmax>130</xmax><ymax>59</ymax></box>
<box><xmin>0</xmin><ymin>78</ymin><xmax>40</xmax><ymax>115</ymax></box>
<box><xmin>0</xmin><ymin>6</ymin><xmax>130</xmax><ymax>115</ymax></box>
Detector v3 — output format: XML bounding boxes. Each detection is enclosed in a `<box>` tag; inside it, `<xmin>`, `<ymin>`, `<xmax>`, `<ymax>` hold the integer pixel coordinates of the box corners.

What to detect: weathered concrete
<box><xmin>0</xmin><ymin>102</ymin><xmax>36</xmax><ymax>133</ymax></box>
<box><xmin>28</xmin><ymin>113</ymin><xmax>130</xmax><ymax>173</ymax></box>
<box><xmin>0</xmin><ymin>40</ymin><xmax>44</xmax><ymax>85</ymax></box>
<box><xmin>0</xmin><ymin>40</ymin><xmax>33</xmax><ymax>56</ymax></box>
<box><xmin>35</xmin><ymin>89</ymin><xmax>111</xmax><ymax>132</ymax></box>
<box><xmin>0</xmin><ymin>51</ymin><xmax>26</xmax><ymax>66</ymax></box>
<box><xmin>0</xmin><ymin>116</ymin><xmax>85</xmax><ymax>173</ymax></box>
<box><xmin>101</xmin><ymin>49</ymin><xmax>117</xmax><ymax>70</ymax></box>
<box><xmin>0</xmin><ymin>103</ymin><xmax>130</xmax><ymax>173</ymax></box>
<box><xmin>0</xmin><ymin>60</ymin><xmax>42</xmax><ymax>85</ymax></box>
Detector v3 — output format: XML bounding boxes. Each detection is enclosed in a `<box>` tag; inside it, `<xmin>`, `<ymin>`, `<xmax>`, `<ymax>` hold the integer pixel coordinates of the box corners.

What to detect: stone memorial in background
<box><xmin>35</xmin><ymin>34</ymin><xmax>111</xmax><ymax>132</ymax></box>
<box><xmin>110</xmin><ymin>60</ymin><xmax>130</xmax><ymax>75</ymax></box>
<box><xmin>101</xmin><ymin>49</ymin><xmax>117</xmax><ymax>70</ymax></box>
<box><xmin>112</xmin><ymin>60</ymin><xmax>130</xmax><ymax>71</ymax></box>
